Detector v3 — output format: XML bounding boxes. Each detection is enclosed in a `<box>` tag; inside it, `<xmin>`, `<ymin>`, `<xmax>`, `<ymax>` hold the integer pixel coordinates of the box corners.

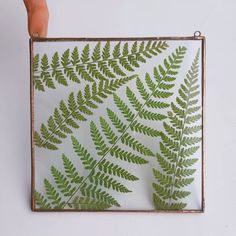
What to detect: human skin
<box><xmin>23</xmin><ymin>0</ymin><xmax>49</xmax><ymax>37</ymax></box>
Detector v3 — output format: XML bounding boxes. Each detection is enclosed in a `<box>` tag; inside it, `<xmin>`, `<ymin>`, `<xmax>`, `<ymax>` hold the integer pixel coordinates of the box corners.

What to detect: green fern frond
<box><xmin>110</xmin><ymin>146</ymin><xmax>148</xmax><ymax>164</ymax></box>
<box><xmin>113</xmin><ymin>94</ymin><xmax>135</xmax><ymax>122</ymax></box>
<box><xmin>68</xmin><ymin>133</ymin><xmax>142</xmax><ymax>206</ymax></box>
<box><xmin>52</xmin><ymin>46</ymin><xmax>188</xmax><ymax>210</ymax></box>
<box><xmin>130</xmin><ymin>120</ymin><xmax>162</xmax><ymax>137</ymax></box>
<box><xmin>106</xmin><ymin>108</ymin><xmax>127</xmax><ymax>133</ymax></box>
<box><xmin>126</xmin><ymin>87</ymin><xmax>142</xmax><ymax>112</ymax></box>
<box><xmin>80</xmin><ymin>184</ymin><xmax>120</xmax><ymax>207</ymax></box>
<box><xmin>153</xmin><ymin>169</ymin><xmax>173</xmax><ymax>187</ymax></box>
<box><xmin>33</xmin><ymin>54</ymin><xmax>39</xmax><ymax>72</ymax></box>
<box><xmin>146</xmin><ymin>99</ymin><xmax>170</xmax><ymax>109</ymax></box>
<box><xmin>174</xmin><ymin>177</ymin><xmax>194</xmax><ymax>188</ymax></box>
<box><xmin>35</xmin><ymin>75</ymin><xmax>137</xmax><ymax>150</ymax></box>
<box><xmin>62</xmin><ymin>154</ymin><xmax>83</xmax><ymax>183</ymax></box>
<box><xmin>159</xmin><ymin>142</ymin><xmax>177</xmax><ymax>162</ymax></box>
<box><xmin>100</xmin><ymin>117</ymin><xmax>118</xmax><ymax>144</ymax></box>
<box><xmin>62</xmin><ymin>49</ymin><xmax>81</xmax><ymax>83</ymax></box>
<box><xmin>153</xmin><ymin>49</ymin><xmax>202</xmax><ymax>210</ymax></box>
<box><xmin>34</xmin><ymin>150</ymin><xmax>120</xmax><ymax>210</ymax></box>
<box><xmin>51</xmin><ymin>166</ymin><xmax>77</xmax><ymax>197</ymax></box>
<box><xmin>33</xmin><ymin>40</ymin><xmax>169</xmax><ymax>91</ymax></box>
<box><xmin>136</xmin><ymin>77</ymin><xmax>150</xmax><ymax>100</ymax></box>
<box><xmin>44</xmin><ymin>179</ymin><xmax>65</xmax><ymax>209</ymax></box>
<box><xmin>98</xmin><ymin>159</ymin><xmax>139</xmax><ymax>181</ymax></box>
<box><xmin>90</xmin><ymin>121</ymin><xmax>110</xmax><ymax>156</ymax></box>
<box><xmin>175</xmin><ymin>168</ymin><xmax>196</xmax><ymax>178</ymax></box>
<box><xmin>35</xmin><ymin>41</ymin><xmax>171</xmax><ymax>151</ymax></box>
<box><xmin>40</xmin><ymin>54</ymin><xmax>55</xmax><ymax>90</ymax></box>
<box><xmin>71</xmin><ymin>136</ymin><xmax>97</xmax><ymax>170</ymax></box>
<box><xmin>153</xmin><ymin>193</ymin><xmax>187</xmax><ymax>210</ymax></box>
<box><xmin>120</xmin><ymin>132</ymin><xmax>154</xmax><ymax>156</ymax></box>
<box><xmin>139</xmin><ymin>108</ymin><xmax>167</xmax><ymax>121</ymax></box>
<box><xmin>110</xmin><ymin>46</ymin><xmax>187</xmax><ymax>138</ymax></box>
<box><xmin>71</xmin><ymin>196</ymin><xmax>111</xmax><ymax>210</ymax></box>
<box><xmin>69</xmin><ymin>135</ymin><xmax>138</xmax><ymax>201</ymax></box>
<box><xmin>70</xmin><ymin>123</ymin><xmax>149</xmax><ymax>207</ymax></box>
<box><xmin>89</xmin><ymin>172</ymin><xmax>131</xmax><ymax>193</ymax></box>
<box><xmin>33</xmin><ymin>54</ymin><xmax>45</xmax><ymax>91</ymax></box>
<box><xmin>34</xmin><ymin>190</ymin><xmax>51</xmax><ymax>209</ymax></box>
<box><xmin>156</xmin><ymin>153</ymin><xmax>175</xmax><ymax>174</ymax></box>
<box><xmin>177</xmin><ymin>158</ymin><xmax>198</xmax><ymax>168</ymax></box>
<box><xmin>34</xmin><ymin>43</ymin><xmax>191</xmax><ymax>211</ymax></box>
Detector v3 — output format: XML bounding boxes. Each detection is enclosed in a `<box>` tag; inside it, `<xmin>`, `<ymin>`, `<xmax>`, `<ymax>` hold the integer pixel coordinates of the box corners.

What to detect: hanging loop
<box><xmin>194</xmin><ymin>31</ymin><xmax>201</xmax><ymax>37</ymax></box>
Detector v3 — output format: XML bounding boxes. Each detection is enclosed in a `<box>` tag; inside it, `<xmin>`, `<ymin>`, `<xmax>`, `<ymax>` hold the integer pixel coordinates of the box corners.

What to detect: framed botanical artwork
<box><xmin>30</xmin><ymin>32</ymin><xmax>205</xmax><ymax>212</ymax></box>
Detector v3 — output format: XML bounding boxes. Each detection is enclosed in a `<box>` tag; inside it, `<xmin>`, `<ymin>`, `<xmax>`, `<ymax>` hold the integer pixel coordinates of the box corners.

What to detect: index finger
<box><xmin>24</xmin><ymin>0</ymin><xmax>49</xmax><ymax>37</ymax></box>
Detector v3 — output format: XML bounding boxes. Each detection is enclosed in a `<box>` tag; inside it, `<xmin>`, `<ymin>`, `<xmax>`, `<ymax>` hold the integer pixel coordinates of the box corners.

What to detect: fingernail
<box><xmin>31</xmin><ymin>32</ymin><xmax>39</xmax><ymax>38</ymax></box>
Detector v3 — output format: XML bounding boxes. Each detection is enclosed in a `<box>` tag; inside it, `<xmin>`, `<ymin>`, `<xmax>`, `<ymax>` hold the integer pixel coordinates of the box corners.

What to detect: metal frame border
<box><xmin>30</xmin><ymin>34</ymin><xmax>206</xmax><ymax>213</ymax></box>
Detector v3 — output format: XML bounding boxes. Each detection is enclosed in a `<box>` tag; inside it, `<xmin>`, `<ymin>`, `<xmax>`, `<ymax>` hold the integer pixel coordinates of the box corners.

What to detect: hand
<box><xmin>24</xmin><ymin>0</ymin><xmax>49</xmax><ymax>37</ymax></box>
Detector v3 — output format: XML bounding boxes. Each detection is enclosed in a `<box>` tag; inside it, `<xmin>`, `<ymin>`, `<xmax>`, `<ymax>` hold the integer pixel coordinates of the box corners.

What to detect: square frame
<box><xmin>30</xmin><ymin>34</ymin><xmax>205</xmax><ymax>213</ymax></box>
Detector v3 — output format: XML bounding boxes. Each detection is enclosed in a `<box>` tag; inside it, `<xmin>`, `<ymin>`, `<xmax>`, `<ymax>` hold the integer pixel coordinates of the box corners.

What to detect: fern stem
<box><xmin>38</xmin><ymin>76</ymin><xmax>138</xmax><ymax>148</ymax></box>
<box><xmin>63</xmin><ymin>52</ymin><xmax>181</xmax><ymax>209</ymax></box>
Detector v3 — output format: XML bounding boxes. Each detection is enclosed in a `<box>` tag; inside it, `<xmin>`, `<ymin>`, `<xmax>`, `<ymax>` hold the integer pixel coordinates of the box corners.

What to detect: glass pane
<box><xmin>31</xmin><ymin>38</ymin><xmax>204</xmax><ymax>212</ymax></box>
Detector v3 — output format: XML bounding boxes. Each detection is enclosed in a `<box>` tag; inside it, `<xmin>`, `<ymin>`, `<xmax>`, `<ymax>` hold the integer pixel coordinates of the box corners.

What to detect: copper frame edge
<box><xmin>201</xmin><ymin>36</ymin><xmax>206</xmax><ymax>213</ymax></box>
<box><xmin>30</xmin><ymin>38</ymin><xmax>36</xmax><ymax>211</ymax></box>
<box><xmin>30</xmin><ymin>36</ymin><xmax>205</xmax><ymax>43</ymax></box>
<box><xmin>30</xmin><ymin>35</ymin><xmax>206</xmax><ymax>213</ymax></box>
<box><xmin>33</xmin><ymin>209</ymin><xmax>204</xmax><ymax>213</ymax></box>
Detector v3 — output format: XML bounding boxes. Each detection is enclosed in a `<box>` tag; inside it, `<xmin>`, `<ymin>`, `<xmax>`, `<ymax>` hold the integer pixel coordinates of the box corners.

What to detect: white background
<box><xmin>0</xmin><ymin>0</ymin><xmax>235</xmax><ymax>235</ymax></box>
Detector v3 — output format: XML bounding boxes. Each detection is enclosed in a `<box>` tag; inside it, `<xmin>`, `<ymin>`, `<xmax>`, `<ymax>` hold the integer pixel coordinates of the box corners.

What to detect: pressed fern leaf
<box><xmin>34</xmin><ymin>45</ymin><xmax>189</xmax><ymax>210</ymax></box>
<box><xmin>102</xmin><ymin>46</ymin><xmax>187</xmax><ymax>160</ymax></box>
<box><xmin>35</xmin><ymin>130</ymin><xmax>146</xmax><ymax>210</ymax></box>
<box><xmin>35</xmin><ymin>75</ymin><xmax>137</xmax><ymax>150</ymax></box>
<box><xmin>70</xmin><ymin>197</ymin><xmax>111</xmax><ymax>210</ymax></box>
<box><xmin>34</xmin><ymin>190</ymin><xmax>51</xmax><ymax>209</ymax></box>
<box><xmin>152</xmin><ymin>49</ymin><xmax>202</xmax><ymax>210</ymax></box>
<box><xmin>33</xmin><ymin>40</ymin><xmax>168</xmax><ymax>91</ymax></box>
<box><xmin>67</xmin><ymin>135</ymin><xmax>138</xmax><ymax>203</ymax></box>
<box><xmin>43</xmin><ymin>178</ymin><xmax>65</xmax><ymax>209</ymax></box>
<box><xmin>35</xmin><ymin>42</ymin><xmax>172</xmax><ymax>150</ymax></box>
<box><xmin>34</xmin><ymin>153</ymin><xmax>120</xmax><ymax>210</ymax></box>
<box><xmin>57</xmin><ymin>46</ymin><xmax>188</xmax><ymax>208</ymax></box>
